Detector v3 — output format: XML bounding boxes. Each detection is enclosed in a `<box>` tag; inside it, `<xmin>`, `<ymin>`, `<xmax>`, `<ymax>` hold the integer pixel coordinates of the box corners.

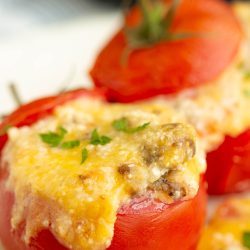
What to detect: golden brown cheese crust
<box><xmin>2</xmin><ymin>98</ymin><xmax>205</xmax><ymax>250</ymax></box>
<box><xmin>150</xmin><ymin>2</ymin><xmax>250</xmax><ymax>152</ymax></box>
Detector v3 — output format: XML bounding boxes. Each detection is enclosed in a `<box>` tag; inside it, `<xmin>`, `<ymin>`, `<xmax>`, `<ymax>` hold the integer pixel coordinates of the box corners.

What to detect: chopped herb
<box><xmin>237</xmin><ymin>61</ymin><xmax>244</xmax><ymax>69</ymax></box>
<box><xmin>112</xmin><ymin>117</ymin><xmax>150</xmax><ymax>134</ymax></box>
<box><xmin>39</xmin><ymin>126</ymin><xmax>88</xmax><ymax>163</ymax></box>
<box><xmin>245</xmin><ymin>71</ymin><xmax>250</xmax><ymax>80</ymax></box>
<box><xmin>90</xmin><ymin>129</ymin><xmax>112</xmax><ymax>145</ymax></box>
<box><xmin>237</xmin><ymin>63</ymin><xmax>250</xmax><ymax>80</ymax></box>
<box><xmin>58</xmin><ymin>126</ymin><xmax>68</xmax><ymax>136</ymax></box>
<box><xmin>112</xmin><ymin>117</ymin><xmax>129</xmax><ymax>132</ymax></box>
<box><xmin>40</xmin><ymin>132</ymin><xmax>64</xmax><ymax>147</ymax></box>
<box><xmin>243</xmin><ymin>231</ymin><xmax>250</xmax><ymax>249</ymax></box>
<box><xmin>130</xmin><ymin>122</ymin><xmax>150</xmax><ymax>133</ymax></box>
<box><xmin>61</xmin><ymin>140</ymin><xmax>80</xmax><ymax>149</ymax></box>
<box><xmin>40</xmin><ymin>126</ymin><xmax>67</xmax><ymax>147</ymax></box>
<box><xmin>81</xmin><ymin>148</ymin><xmax>88</xmax><ymax>164</ymax></box>
<box><xmin>243</xmin><ymin>89</ymin><xmax>250</xmax><ymax>98</ymax></box>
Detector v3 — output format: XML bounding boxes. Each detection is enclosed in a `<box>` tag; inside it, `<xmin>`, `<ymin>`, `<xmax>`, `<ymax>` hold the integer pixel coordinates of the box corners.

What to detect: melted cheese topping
<box><xmin>198</xmin><ymin>198</ymin><xmax>250</xmax><ymax>250</ymax></box>
<box><xmin>149</xmin><ymin>2</ymin><xmax>250</xmax><ymax>152</ymax></box>
<box><xmin>2</xmin><ymin>98</ymin><xmax>205</xmax><ymax>250</ymax></box>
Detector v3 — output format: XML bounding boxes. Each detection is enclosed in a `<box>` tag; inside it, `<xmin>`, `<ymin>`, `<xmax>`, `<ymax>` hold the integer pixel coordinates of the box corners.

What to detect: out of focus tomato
<box><xmin>90</xmin><ymin>0</ymin><xmax>242</xmax><ymax>102</ymax></box>
<box><xmin>206</xmin><ymin>128</ymin><xmax>250</xmax><ymax>194</ymax></box>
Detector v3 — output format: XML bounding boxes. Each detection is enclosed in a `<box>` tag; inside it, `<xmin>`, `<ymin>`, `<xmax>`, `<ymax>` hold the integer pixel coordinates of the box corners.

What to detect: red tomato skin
<box><xmin>0</xmin><ymin>164</ymin><xmax>206</xmax><ymax>250</ymax></box>
<box><xmin>206</xmin><ymin>128</ymin><xmax>250</xmax><ymax>194</ymax></box>
<box><xmin>0</xmin><ymin>89</ymin><xmax>106</xmax><ymax>153</ymax></box>
<box><xmin>0</xmin><ymin>89</ymin><xmax>105</xmax><ymax>250</ymax></box>
<box><xmin>90</xmin><ymin>0</ymin><xmax>242</xmax><ymax>103</ymax></box>
<box><xmin>0</xmin><ymin>89</ymin><xmax>207</xmax><ymax>250</ymax></box>
<box><xmin>109</xmin><ymin>180</ymin><xmax>207</xmax><ymax>250</ymax></box>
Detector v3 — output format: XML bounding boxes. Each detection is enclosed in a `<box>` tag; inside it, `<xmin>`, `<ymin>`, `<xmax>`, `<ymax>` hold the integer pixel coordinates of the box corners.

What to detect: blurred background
<box><xmin>0</xmin><ymin>0</ymin><xmax>248</xmax><ymax>114</ymax></box>
<box><xmin>0</xmin><ymin>0</ymin><xmax>128</xmax><ymax>114</ymax></box>
<box><xmin>0</xmin><ymin>0</ymin><xmax>127</xmax><ymax>39</ymax></box>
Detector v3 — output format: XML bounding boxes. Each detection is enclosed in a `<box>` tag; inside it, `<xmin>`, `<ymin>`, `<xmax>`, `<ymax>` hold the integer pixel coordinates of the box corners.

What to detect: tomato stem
<box><xmin>122</xmin><ymin>0</ymin><xmax>206</xmax><ymax>64</ymax></box>
<box><xmin>163</xmin><ymin>0</ymin><xmax>180</xmax><ymax>30</ymax></box>
<box><xmin>125</xmin><ymin>0</ymin><xmax>180</xmax><ymax>50</ymax></box>
<box><xmin>9</xmin><ymin>83</ymin><xmax>22</xmax><ymax>107</ymax></box>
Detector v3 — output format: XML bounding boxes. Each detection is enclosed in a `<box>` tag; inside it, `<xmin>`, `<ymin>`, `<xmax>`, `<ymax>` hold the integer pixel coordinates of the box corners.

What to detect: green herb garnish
<box><xmin>112</xmin><ymin>117</ymin><xmax>150</xmax><ymax>134</ymax></box>
<box><xmin>81</xmin><ymin>148</ymin><xmax>88</xmax><ymax>164</ymax></box>
<box><xmin>61</xmin><ymin>140</ymin><xmax>80</xmax><ymax>149</ymax></box>
<box><xmin>236</xmin><ymin>62</ymin><xmax>250</xmax><ymax>80</ymax></box>
<box><xmin>40</xmin><ymin>132</ymin><xmax>64</xmax><ymax>147</ymax></box>
<box><xmin>243</xmin><ymin>231</ymin><xmax>250</xmax><ymax>249</ymax></box>
<box><xmin>58</xmin><ymin>126</ymin><xmax>68</xmax><ymax>136</ymax></box>
<box><xmin>40</xmin><ymin>127</ymin><xmax>67</xmax><ymax>147</ymax></box>
<box><xmin>90</xmin><ymin>129</ymin><xmax>112</xmax><ymax>145</ymax></box>
<box><xmin>237</xmin><ymin>61</ymin><xmax>244</xmax><ymax>70</ymax></box>
<box><xmin>243</xmin><ymin>89</ymin><xmax>250</xmax><ymax>98</ymax></box>
<box><xmin>244</xmin><ymin>71</ymin><xmax>250</xmax><ymax>80</ymax></box>
<box><xmin>112</xmin><ymin>117</ymin><xmax>129</xmax><ymax>132</ymax></box>
<box><xmin>39</xmin><ymin>127</ymin><xmax>91</xmax><ymax>164</ymax></box>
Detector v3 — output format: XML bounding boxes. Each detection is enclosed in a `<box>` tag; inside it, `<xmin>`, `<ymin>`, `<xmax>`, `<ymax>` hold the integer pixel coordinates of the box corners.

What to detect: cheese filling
<box><xmin>2</xmin><ymin>98</ymin><xmax>205</xmax><ymax>250</ymax></box>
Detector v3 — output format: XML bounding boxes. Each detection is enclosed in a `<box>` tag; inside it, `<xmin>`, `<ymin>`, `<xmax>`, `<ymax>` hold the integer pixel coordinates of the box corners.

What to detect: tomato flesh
<box><xmin>90</xmin><ymin>0</ymin><xmax>242</xmax><ymax>102</ymax></box>
<box><xmin>206</xmin><ymin>128</ymin><xmax>250</xmax><ymax>194</ymax></box>
<box><xmin>0</xmin><ymin>89</ymin><xmax>206</xmax><ymax>249</ymax></box>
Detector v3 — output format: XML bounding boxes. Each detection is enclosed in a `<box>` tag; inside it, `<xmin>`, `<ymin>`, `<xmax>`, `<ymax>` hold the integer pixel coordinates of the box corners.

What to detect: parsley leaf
<box><xmin>112</xmin><ymin>117</ymin><xmax>129</xmax><ymax>132</ymax></box>
<box><xmin>40</xmin><ymin>132</ymin><xmax>64</xmax><ymax>147</ymax></box>
<box><xmin>129</xmin><ymin>122</ymin><xmax>150</xmax><ymax>133</ymax></box>
<box><xmin>237</xmin><ymin>62</ymin><xmax>244</xmax><ymax>69</ymax></box>
<box><xmin>40</xmin><ymin>127</ymin><xmax>67</xmax><ymax>147</ymax></box>
<box><xmin>112</xmin><ymin>117</ymin><xmax>150</xmax><ymax>134</ymax></box>
<box><xmin>243</xmin><ymin>231</ymin><xmax>250</xmax><ymax>249</ymax></box>
<box><xmin>81</xmin><ymin>148</ymin><xmax>88</xmax><ymax>164</ymax></box>
<box><xmin>245</xmin><ymin>71</ymin><xmax>250</xmax><ymax>80</ymax></box>
<box><xmin>243</xmin><ymin>89</ymin><xmax>250</xmax><ymax>98</ymax></box>
<box><xmin>90</xmin><ymin>129</ymin><xmax>112</xmax><ymax>145</ymax></box>
<box><xmin>61</xmin><ymin>140</ymin><xmax>80</xmax><ymax>149</ymax></box>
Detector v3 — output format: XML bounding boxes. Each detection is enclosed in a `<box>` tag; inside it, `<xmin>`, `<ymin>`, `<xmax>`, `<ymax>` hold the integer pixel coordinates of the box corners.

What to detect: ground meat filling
<box><xmin>134</xmin><ymin>123</ymin><xmax>197</xmax><ymax>201</ymax></box>
<box><xmin>149</xmin><ymin>171</ymin><xmax>188</xmax><ymax>201</ymax></box>
<box><xmin>141</xmin><ymin>124</ymin><xmax>195</xmax><ymax>166</ymax></box>
<box><xmin>2</xmin><ymin>98</ymin><xmax>204</xmax><ymax>250</ymax></box>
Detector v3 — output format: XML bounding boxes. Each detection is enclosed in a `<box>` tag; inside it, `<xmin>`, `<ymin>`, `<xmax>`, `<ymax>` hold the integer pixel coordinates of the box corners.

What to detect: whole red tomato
<box><xmin>90</xmin><ymin>0</ymin><xmax>242</xmax><ymax>102</ymax></box>
<box><xmin>0</xmin><ymin>89</ymin><xmax>207</xmax><ymax>250</ymax></box>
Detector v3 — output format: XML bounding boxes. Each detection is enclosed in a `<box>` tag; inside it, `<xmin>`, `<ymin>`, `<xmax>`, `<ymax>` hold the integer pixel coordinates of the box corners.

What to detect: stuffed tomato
<box><xmin>90</xmin><ymin>0</ymin><xmax>250</xmax><ymax>194</ymax></box>
<box><xmin>198</xmin><ymin>197</ymin><xmax>250</xmax><ymax>250</ymax></box>
<box><xmin>0</xmin><ymin>89</ymin><xmax>207</xmax><ymax>250</ymax></box>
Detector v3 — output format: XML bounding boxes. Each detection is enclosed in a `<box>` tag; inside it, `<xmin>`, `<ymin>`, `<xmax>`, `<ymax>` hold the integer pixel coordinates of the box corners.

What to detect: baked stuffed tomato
<box><xmin>90</xmin><ymin>0</ymin><xmax>250</xmax><ymax>194</ymax></box>
<box><xmin>198</xmin><ymin>197</ymin><xmax>250</xmax><ymax>250</ymax></box>
<box><xmin>0</xmin><ymin>89</ymin><xmax>207</xmax><ymax>250</ymax></box>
